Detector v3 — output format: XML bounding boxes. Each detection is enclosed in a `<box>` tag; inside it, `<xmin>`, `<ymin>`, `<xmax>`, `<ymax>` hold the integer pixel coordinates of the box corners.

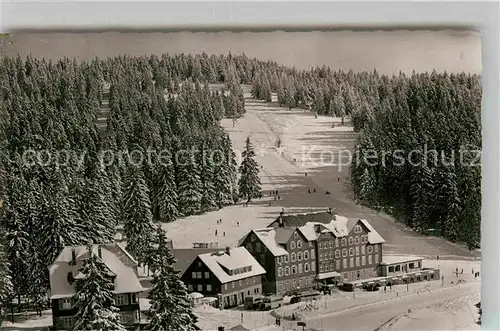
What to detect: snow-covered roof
<box><xmin>49</xmin><ymin>243</ymin><xmax>144</xmax><ymax>300</ymax></box>
<box><xmin>198</xmin><ymin>247</ymin><xmax>266</xmax><ymax>284</ymax></box>
<box><xmin>380</xmin><ymin>255</ymin><xmax>424</xmax><ymax>265</ymax></box>
<box><xmin>296</xmin><ymin>215</ymin><xmax>385</xmax><ymax>244</ymax></box>
<box><xmin>268</xmin><ymin>210</ymin><xmax>336</xmax><ymax>228</ymax></box>
<box><xmin>240</xmin><ymin>229</ymin><xmax>289</xmax><ymax>257</ymax></box>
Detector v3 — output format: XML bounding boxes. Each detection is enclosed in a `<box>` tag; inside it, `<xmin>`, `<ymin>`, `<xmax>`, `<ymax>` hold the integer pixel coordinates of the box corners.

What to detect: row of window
<box><xmin>192</xmin><ymin>271</ymin><xmax>211</xmax><ymax>279</ymax></box>
<box><xmin>319</xmin><ymin>234</ymin><xmax>371</xmax><ymax>250</ymax></box>
<box><xmin>388</xmin><ymin>261</ymin><xmax>421</xmax><ymax>273</ymax></box>
<box><xmin>58</xmin><ymin>294</ymin><xmax>137</xmax><ymax>311</ymax></box>
<box><xmin>277</xmin><ymin>249</ymin><xmax>315</xmax><ymax>264</ymax></box>
<box><xmin>320</xmin><ymin>245</ymin><xmax>378</xmax><ymax>260</ymax></box>
<box><xmin>277</xmin><ymin>262</ymin><xmax>315</xmax><ymax>277</ymax></box>
<box><xmin>188</xmin><ymin>283</ymin><xmax>213</xmax><ymax>292</ymax></box>
<box><xmin>277</xmin><ymin>276</ymin><xmax>314</xmax><ymax>292</ymax></box>
<box><xmin>319</xmin><ymin>254</ymin><xmax>380</xmax><ymax>273</ymax></box>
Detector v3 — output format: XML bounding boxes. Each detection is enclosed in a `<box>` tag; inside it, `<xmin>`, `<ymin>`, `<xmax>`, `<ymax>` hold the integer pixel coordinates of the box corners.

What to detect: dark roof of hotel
<box><xmin>268</xmin><ymin>210</ymin><xmax>337</xmax><ymax>228</ymax></box>
<box><xmin>171</xmin><ymin>248</ymin><xmax>219</xmax><ymax>275</ymax></box>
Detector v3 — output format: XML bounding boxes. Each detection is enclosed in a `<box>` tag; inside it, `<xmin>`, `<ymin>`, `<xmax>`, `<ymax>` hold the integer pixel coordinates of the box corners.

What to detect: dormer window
<box><xmin>354</xmin><ymin>225</ymin><xmax>362</xmax><ymax>233</ymax></box>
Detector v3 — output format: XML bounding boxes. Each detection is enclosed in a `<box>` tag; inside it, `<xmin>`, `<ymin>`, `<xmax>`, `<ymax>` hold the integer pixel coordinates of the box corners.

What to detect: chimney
<box><xmin>71</xmin><ymin>248</ymin><xmax>76</xmax><ymax>266</ymax></box>
<box><xmin>278</xmin><ymin>210</ymin><xmax>284</xmax><ymax>228</ymax></box>
<box><xmin>98</xmin><ymin>246</ymin><xmax>102</xmax><ymax>259</ymax></box>
<box><xmin>225</xmin><ymin>247</ymin><xmax>230</xmax><ymax>256</ymax></box>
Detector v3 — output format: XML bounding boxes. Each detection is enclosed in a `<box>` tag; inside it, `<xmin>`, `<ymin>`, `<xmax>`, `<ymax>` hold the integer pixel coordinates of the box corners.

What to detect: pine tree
<box><xmin>199</xmin><ymin>146</ymin><xmax>217</xmax><ymax>212</ymax></box>
<box><xmin>73</xmin><ymin>245</ymin><xmax>127</xmax><ymax>331</ymax></box>
<box><xmin>238</xmin><ymin>137</ymin><xmax>261</xmax><ymax>203</ymax></box>
<box><xmin>176</xmin><ymin>153</ymin><xmax>203</xmax><ymax>215</ymax></box>
<box><xmin>153</xmin><ymin>155</ymin><xmax>179</xmax><ymax>223</ymax></box>
<box><xmin>0</xmin><ymin>234</ymin><xmax>13</xmax><ymax>326</ymax></box>
<box><xmin>122</xmin><ymin>165</ymin><xmax>156</xmax><ymax>264</ymax></box>
<box><xmin>147</xmin><ymin>227</ymin><xmax>198</xmax><ymax>331</ymax></box>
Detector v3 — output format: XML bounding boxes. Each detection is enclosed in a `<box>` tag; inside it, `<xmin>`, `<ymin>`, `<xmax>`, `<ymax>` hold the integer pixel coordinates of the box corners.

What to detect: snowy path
<box><xmin>304</xmin><ymin>282</ymin><xmax>480</xmax><ymax>331</ymax></box>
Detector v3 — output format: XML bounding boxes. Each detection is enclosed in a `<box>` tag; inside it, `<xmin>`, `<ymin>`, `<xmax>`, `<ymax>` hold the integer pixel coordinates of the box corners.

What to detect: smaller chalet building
<box><xmin>48</xmin><ymin>243</ymin><xmax>145</xmax><ymax>330</ymax></box>
<box><xmin>176</xmin><ymin>247</ymin><xmax>266</xmax><ymax>309</ymax></box>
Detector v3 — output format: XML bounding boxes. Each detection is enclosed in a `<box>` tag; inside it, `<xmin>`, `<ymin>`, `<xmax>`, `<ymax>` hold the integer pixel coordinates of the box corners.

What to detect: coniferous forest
<box><xmin>0</xmin><ymin>52</ymin><xmax>481</xmax><ymax>324</ymax></box>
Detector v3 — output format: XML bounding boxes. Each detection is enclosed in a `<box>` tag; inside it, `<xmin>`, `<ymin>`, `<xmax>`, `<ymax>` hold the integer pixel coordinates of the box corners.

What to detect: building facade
<box><xmin>178</xmin><ymin>247</ymin><xmax>266</xmax><ymax>309</ymax></box>
<box><xmin>48</xmin><ymin>244</ymin><xmax>145</xmax><ymax>330</ymax></box>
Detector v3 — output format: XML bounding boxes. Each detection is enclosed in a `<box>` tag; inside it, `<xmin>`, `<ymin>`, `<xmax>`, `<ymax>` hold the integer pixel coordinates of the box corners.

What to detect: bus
<box><xmin>244</xmin><ymin>295</ymin><xmax>265</xmax><ymax>310</ymax></box>
<box><xmin>290</xmin><ymin>290</ymin><xmax>321</xmax><ymax>304</ymax></box>
<box><xmin>259</xmin><ymin>295</ymin><xmax>284</xmax><ymax>311</ymax></box>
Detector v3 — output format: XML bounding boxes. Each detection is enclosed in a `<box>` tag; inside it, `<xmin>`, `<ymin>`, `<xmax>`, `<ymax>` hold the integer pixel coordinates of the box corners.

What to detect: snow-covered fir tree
<box><xmin>176</xmin><ymin>151</ymin><xmax>203</xmax><ymax>215</ymax></box>
<box><xmin>238</xmin><ymin>137</ymin><xmax>262</xmax><ymax>203</ymax></box>
<box><xmin>73</xmin><ymin>244</ymin><xmax>127</xmax><ymax>331</ymax></box>
<box><xmin>121</xmin><ymin>164</ymin><xmax>156</xmax><ymax>265</ymax></box>
<box><xmin>0</xmin><ymin>234</ymin><xmax>13</xmax><ymax>326</ymax></box>
<box><xmin>199</xmin><ymin>145</ymin><xmax>217</xmax><ymax>212</ymax></box>
<box><xmin>153</xmin><ymin>154</ymin><xmax>179</xmax><ymax>223</ymax></box>
<box><xmin>147</xmin><ymin>226</ymin><xmax>198</xmax><ymax>331</ymax></box>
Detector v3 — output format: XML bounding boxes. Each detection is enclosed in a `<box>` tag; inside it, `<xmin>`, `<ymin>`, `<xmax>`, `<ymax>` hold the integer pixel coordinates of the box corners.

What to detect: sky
<box><xmin>0</xmin><ymin>30</ymin><xmax>481</xmax><ymax>75</ymax></box>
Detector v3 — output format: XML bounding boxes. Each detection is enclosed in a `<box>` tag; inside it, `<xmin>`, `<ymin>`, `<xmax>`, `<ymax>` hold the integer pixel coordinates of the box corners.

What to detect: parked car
<box><xmin>244</xmin><ymin>295</ymin><xmax>265</xmax><ymax>310</ymax></box>
<box><xmin>290</xmin><ymin>290</ymin><xmax>321</xmax><ymax>304</ymax></box>
<box><xmin>259</xmin><ymin>295</ymin><xmax>284</xmax><ymax>311</ymax></box>
<box><xmin>319</xmin><ymin>284</ymin><xmax>336</xmax><ymax>295</ymax></box>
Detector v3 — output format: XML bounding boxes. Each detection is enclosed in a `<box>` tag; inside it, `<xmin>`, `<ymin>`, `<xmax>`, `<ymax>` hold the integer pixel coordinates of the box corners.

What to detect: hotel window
<box><xmin>311</xmin><ymin>263</ymin><xmax>316</xmax><ymax>271</ymax></box>
<box><xmin>192</xmin><ymin>272</ymin><xmax>197</xmax><ymax>279</ymax></box>
<box><xmin>368</xmin><ymin>255</ymin><xmax>373</xmax><ymax>265</ymax></box>
<box><xmin>278</xmin><ymin>267</ymin><xmax>283</xmax><ymax>277</ymax></box>
<box><xmin>343</xmin><ymin>259</ymin><xmax>347</xmax><ymax>268</ymax></box>
<box><xmin>320</xmin><ymin>265</ymin><xmax>324</xmax><ymax>272</ymax></box>
<box><xmin>324</xmin><ymin>264</ymin><xmax>329</xmax><ymax>272</ymax></box>
<box><xmin>204</xmin><ymin>272</ymin><xmax>210</xmax><ymax>279</ymax></box>
<box><xmin>304</xmin><ymin>250</ymin><xmax>309</xmax><ymax>260</ymax></box>
<box><xmin>198</xmin><ymin>284</ymin><xmax>203</xmax><ymax>292</ymax></box>
<box><xmin>188</xmin><ymin>284</ymin><xmax>193</xmax><ymax>291</ymax></box>
<box><xmin>60</xmin><ymin>316</ymin><xmax>74</xmax><ymax>328</ymax></box>
<box><xmin>355</xmin><ymin>236</ymin><xmax>360</xmax><ymax>244</ymax></box>
<box><xmin>355</xmin><ymin>247</ymin><xmax>360</xmax><ymax>256</ymax></box>
<box><xmin>344</xmin><ymin>273</ymin><xmax>348</xmax><ymax>280</ymax></box>
<box><xmin>224</xmin><ymin>283</ymin><xmax>228</xmax><ymax>290</ymax></box>
<box><xmin>207</xmin><ymin>284</ymin><xmax>212</xmax><ymax>291</ymax></box>
<box><xmin>197</xmin><ymin>272</ymin><xmax>202</xmax><ymax>279</ymax></box>
<box><xmin>361</xmin><ymin>245</ymin><xmax>366</xmax><ymax>254</ymax></box>
<box><xmin>290</xmin><ymin>241</ymin><xmax>296</xmax><ymax>249</ymax></box>
<box><xmin>299</xmin><ymin>279</ymin><xmax>303</xmax><ymax>287</ymax></box>
<box><xmin>348</xmin><ymin>237</ymin><xmax>353</xmax><ymax>245</ymax></box>
<box><xmin>342</xmin><ymin>249</ymin><xmax>348</xmax><ymax>257</ymax></box>
<box><xmin>349</xmin><ymin>248</ymin><xmax>354</xmax><ymax>256</ymax></box>
<box><xmin>335</xmin><ymin>250</ymin><xmax>340</xmax><ymax>258</ymax></box>
<box><xmin>319</xmin><ymin>253</ymin><xmax>324</xmax><ymax>261</ymax></box>
<box><xmin>291</xmin><ymin>253</ymin><xmax>296</xmax><ymax>262</ymax></box>
<box><xmin>329</xmin><ymin>241</ymin><xmax>333</xmax><ymax>248</ymax></box>
<box><xmin>304</xmin><ymin>263</ymin><xmax>309</xmax><ymax>272</ymax></box>
<box><xmin>297</xmin><ymin>240</ymin><xmax>303</xmax><ymax>248</ymax></box>
<box><xmin>293</xmin><ymin>280</ymin><xmax>297</xmax><ymax>288</ymax></box>
<box><xmin>279</xmin><ymin>283</ymin><xmax>283</xmax><ymax>291</ymax></box>
<box><xmin>298</xmin><ymin>252</ymin><xmax>303</xmax><ymax>261</ymax></box>
<box><xmin>375</xmin><ymin>244</ymin><xmax>379</xmax><ymax>253</ymax></box>
<box><xmin>298</xmin><ymin>263</ymin><xmax>303</xmax><ymax>274</ymax></box>
<box><xmin>367</xmin><ymin>245</ymin><xmax>373</xmax><ymax>254</ymax></box>
<box><xmin>277</xmin><ymin>256</ymin><xmax>281</xmax><ymax>264</ymax></box>
<box><xmin>341</xmin><ymin>238</ymin><xmax>347</xmax><ymax>246</ymax></box>
<box><xmin>59</xmin><ymin>298</ymin><xmax>73</xmax><ymax>310</ymax></box>
<box><xmin>356</xmin><ymin>257</ymin><xmax>360</xmax><ymax>267</ymax></box>
<box><xmin>232</xmin><ymin>282</ymin><xmax>235</xmax><ymax>289</ymax></box>
<box><xmin>389</xmin><ymin>266</ymin><xmax>395</xmax><ymax>273</ymax></box>
<box><xmin>285</xmin><ymin>266</ymin><xmax>290</xmax><ymax>276</ymax></box>
<box><xmin>239</xmin><ymin>280</ymin><xmax>242</xmax><ymax>286</ymax></box>
<box><xmin>362</xmin><ymin>256</ymin><xmax>366</xmax><ymax>266</ymax></box>
<box><xmin>286</xmin><ymin>281</ymin><xmax>290</xmax><ymax>290</ymax></box>
<box><xmin>284</xmin><ymin>255</ymin><xmax>289</xmax><ymax>263</ymax></box>
<box><xmin>256</xmin><ymin>243</ymin><xmax>261</xmax><ymax>252</ymax></box>
<box><xmin>119</xmin><ymin>312</ymin><xmax>135</xmax><ymax>324</ymax></box>
<box><xmin>350</xmin><ymin>258</ymin><xmax>354</xmax><ymax>268</ymax></box>
<box><xmin>115</xmin><ymin>294</ymin><xmax>129</xmax><ymax>306</ymax></box>
<box><xmin>319</xmin><ymin>242</ymin><xmax>323</xmax><ymax>249</ymax></box>
<box><xmin>311</xmin><ymin>249</ymin><xmax>315</xmax><ymax>259</ymax></box>
<box><xmin>329</xmin><ymin>252</ymin><xmax>333</xmax><ymax>260</ymax></box>
<box><xmin>246</xmin><ymin>243</ymin><xmax>252</xmax><ymax>251</ymax></box>
<box><xmin>417</xmin><ymin>261</ymin><xmax>421</xmax><ymax>268</ymax></box>
<box><xmin>354</xmin><ymin>225</ymin><xmax>362</xmax><ymax>233</ymax></box>
<box><xmin>335</xmin><ymin>238</ymin><xmax>339</xmax><ymax>247</ymax></box>
<box><xmin>336</xmin><ymin>260</ymin><xmax>340</xmax><ymax>270</ymax></box>
<box><xmin>375</xmin><ymin>254</ymin><xmax>379</xmax><ymax>264</ymax></box>
<box><xmin>294</xmin><ymin>232</ymin><xmax>298</xmax><ymax>238</ymax></box>
<box><xmin>292</xmin><ymin>266</ymin><xmax>297</xmax><ymax>274</ymax></box>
